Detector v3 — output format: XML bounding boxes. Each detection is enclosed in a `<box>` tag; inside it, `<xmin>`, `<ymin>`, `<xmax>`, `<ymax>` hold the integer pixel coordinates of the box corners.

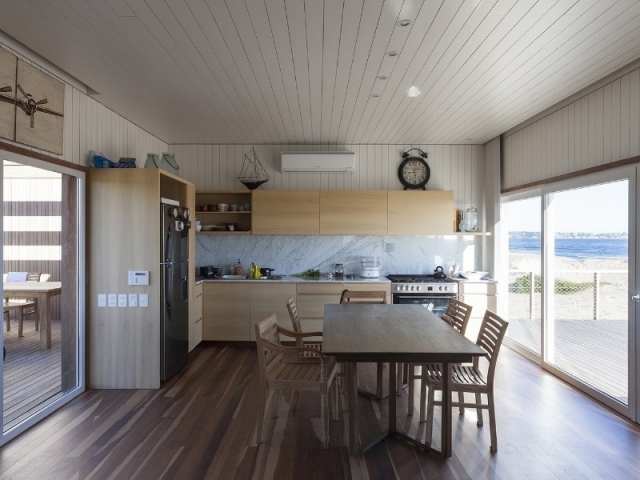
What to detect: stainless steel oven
<box><xmin>387</xmin><ymin>275</ymin><xmax>458</xmax><ymax>317</ymax></box>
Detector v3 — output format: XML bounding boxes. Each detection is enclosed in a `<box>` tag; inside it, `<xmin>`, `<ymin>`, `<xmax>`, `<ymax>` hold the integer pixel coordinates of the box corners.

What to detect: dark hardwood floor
<box><xmin>1</xmin><ymin>343</ymin><xmax>640</xmax><ymax>479</ymax></box>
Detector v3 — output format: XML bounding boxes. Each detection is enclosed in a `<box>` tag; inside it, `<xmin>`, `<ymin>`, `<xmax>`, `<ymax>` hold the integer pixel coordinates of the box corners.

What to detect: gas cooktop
<box><xmin>386</xmin><ymin>274</ymin><xmax>454</xmax><ymax>283</ymax></box>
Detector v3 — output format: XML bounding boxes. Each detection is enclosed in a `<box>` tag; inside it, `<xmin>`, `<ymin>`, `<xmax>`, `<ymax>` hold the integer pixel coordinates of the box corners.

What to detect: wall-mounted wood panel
<box><xmin>388</xmin><ymin>190</ymin><xmax>454</xmax><ymax>235</ymax></box>
<box><xmin>503</xmin><ymin>65</ymin><xmax>640</xmax><ymax>190</ymax></box>
<box><xmin>252</xmin><ymin>190</ymin><xmax>320</xmax><ymax>234</ymax></box>
<box><xmin>319</xmin><ymin>190</ymin><xmax>387</xmax><ymax>235</ymax></box>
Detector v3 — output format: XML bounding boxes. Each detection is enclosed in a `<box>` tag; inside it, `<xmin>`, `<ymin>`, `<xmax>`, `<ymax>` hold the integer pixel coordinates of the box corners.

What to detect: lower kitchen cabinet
<box><xmin>203</xmin><ymin>283</ymin><xmax>251</xmax><ymax>341</ymax></box>
<box><xmin>295</xmin><ymin>283</ymin><xmax>345</xmax><ymax>340</ymax></box>
<box><xmin>190</xmin><ymin>282</ymin><xmax>203</xmax><ymax>351</ymax></box>
<box><xmin>457</xmin><ymin>280</ymin><xmax>498</xmax><ymax>341</ymax></box>
<box><xmin>250</xmin><ymin>283</ymin><xmax>297</xmax><ymax>340</ymax></box>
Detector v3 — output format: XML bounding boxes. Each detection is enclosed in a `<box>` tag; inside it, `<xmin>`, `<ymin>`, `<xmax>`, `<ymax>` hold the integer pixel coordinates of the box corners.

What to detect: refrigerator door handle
<box><xmin>164</xmin><ymin>263</ymin><xmax>172</xmax><ymax>321</ymax></box>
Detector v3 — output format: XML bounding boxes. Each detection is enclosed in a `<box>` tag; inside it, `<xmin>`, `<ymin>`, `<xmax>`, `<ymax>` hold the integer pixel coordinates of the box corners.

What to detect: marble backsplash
<box><xmin>196</xmin><ymin>234</ymin><xmax>484</xmax><ymax>277</ymax></box>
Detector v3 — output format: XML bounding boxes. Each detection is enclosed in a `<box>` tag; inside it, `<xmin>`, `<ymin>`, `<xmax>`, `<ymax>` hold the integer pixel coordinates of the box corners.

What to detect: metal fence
<box><xmin>508</xmin><ymin>270</ymin><xmax>628</xmax><ymax>321</ymax></box>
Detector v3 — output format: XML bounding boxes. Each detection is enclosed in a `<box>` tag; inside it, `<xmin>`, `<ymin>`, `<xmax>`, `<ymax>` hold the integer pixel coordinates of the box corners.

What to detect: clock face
<box><xmin>398</xmin><ymin>156</ymin><xmax>430</xmax><ymax>189</ymax></box>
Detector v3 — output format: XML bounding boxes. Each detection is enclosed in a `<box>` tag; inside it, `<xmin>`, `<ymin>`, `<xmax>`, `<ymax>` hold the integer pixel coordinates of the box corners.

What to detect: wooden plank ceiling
<box><xmin>1</xmin><ymin>0</ymin><xmax>640</xmax><ymax>145</ymax></box>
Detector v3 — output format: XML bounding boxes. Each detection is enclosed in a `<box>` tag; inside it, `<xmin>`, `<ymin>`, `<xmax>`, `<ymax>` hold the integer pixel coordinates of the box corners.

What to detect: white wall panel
<box><xmin>503</xmin><ymin>65</ymin><xmax>640</xmax><ymax>190</ymax></box>
<box><xmin>173</xmin><ymin>143</ymin><xmax>485</xmax><ymax>211</ymax></box>
<box><xmin>0</xmin><ymin>42</ymin><xmax>167</xmax><ymax>167</ymax></box>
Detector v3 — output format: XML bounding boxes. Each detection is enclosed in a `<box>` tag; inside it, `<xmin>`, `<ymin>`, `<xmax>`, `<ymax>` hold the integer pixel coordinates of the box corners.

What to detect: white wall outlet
<box><xmin>108</xmin><ymin>294</ymin><xmax>117</xmax><ymax>307</ymax></box>
<box><xmin>128</xmin><ymin>271</ymin><xmax>150</xmax><ymax>286</ymax></box>
<box><xmin>118</xmin><ymin>294</ymin><xmax>127</xmax><ymax>307</ymax></box>
<box><xmin>98</xmin><ymin>294</ymin><xmax>107</xmax><ymax>307</ymax></box>
<box><xmin>128</xmin><ymin>294</ymin><xmax>138</xmax><ymax>307</ymax></box>
<box><xmin>139</xmin><ymin>294</ymin><xmax>149</xmax><ymax>307</ymax></box>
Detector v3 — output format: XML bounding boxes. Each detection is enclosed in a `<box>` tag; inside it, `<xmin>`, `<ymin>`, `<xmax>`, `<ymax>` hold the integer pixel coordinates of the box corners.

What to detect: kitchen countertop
<box><xmin>450</xmin><ymin>277</ymin><xmax>497</xmax><ymax>283</ymax></box>
<box><xmin>198</xmin><ymin>275</ymin><xmax>391</xmax><ymax>284</ymax></box>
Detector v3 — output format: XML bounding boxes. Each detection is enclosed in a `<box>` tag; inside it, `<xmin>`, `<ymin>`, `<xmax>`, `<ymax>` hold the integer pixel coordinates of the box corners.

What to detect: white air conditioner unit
<box><xmin>281</xmin><ymin>151</ymin><xmax>355</xmax><ymax>173</ymax></box>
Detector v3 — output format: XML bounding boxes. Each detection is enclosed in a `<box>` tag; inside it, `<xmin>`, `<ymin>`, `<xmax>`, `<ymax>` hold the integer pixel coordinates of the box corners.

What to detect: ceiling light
<box><xmin>377</xmin><ymin>75</ymin><xmax>388</xmax><ymax>80</ymax></box>
<box><xmin>406</xmin><ymin>86</ymin><xmax>421</xmax><ymax>97</ymax></box>
<box><xmin>371</xmin><ymin>94</ymin><xmax>381</xmax><ymax>98</ymax></box>
<box><xmin>387</xmin><ymin>51</ymin><xmax>398</xmax><ymax>57</ymax></box>
<box><xmin>397</xmin><ymin>20</ymin><xmax>411</xmax><ymax>27</ymax></box>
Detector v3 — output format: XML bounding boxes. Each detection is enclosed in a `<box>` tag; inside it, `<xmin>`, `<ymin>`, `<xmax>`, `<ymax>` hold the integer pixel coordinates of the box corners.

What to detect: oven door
<box><xmin>393</xmin><ymin>295</ymin><xmax>454</xmax><ymax>317</ymax></box>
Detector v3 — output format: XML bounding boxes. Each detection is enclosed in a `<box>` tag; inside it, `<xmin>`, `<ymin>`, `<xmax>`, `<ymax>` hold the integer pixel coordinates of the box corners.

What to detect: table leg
<box><xmin>347</xmin><ymin>362</ymin><xmax>359</xmax><ymax>456</ymax></box>
<box><xmin>441</xmin><ymin>362</ymin><xmax>452</xmax><ymax>458</ymax></box>
<box><xmin>389</xmin><ymin>362</ymin><xmax>397</xmax><ymax>434</ymax></box>
<box><xmin>39</xmin><ymin>293</ymin><xmax>51</xmax><ymax>349</ymax></box>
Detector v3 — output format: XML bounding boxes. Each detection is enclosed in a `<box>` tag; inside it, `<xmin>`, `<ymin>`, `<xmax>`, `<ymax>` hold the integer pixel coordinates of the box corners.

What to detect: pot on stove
<box><xmin>433</xmin><ymin>266</ymin><xmax>447</xmax><ymax>279</ymax></box>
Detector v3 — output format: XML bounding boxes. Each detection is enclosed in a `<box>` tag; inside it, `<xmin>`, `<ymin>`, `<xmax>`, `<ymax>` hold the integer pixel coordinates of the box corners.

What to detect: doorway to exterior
<box><xmin>0</xmin><ymin>150</ymin><xmax>85</xmax><ymax>446</ymax></box>
<box><xmin>502</xmin><ymin>168</ymin><xmax>635</xmax><ymax>420</ymax></box>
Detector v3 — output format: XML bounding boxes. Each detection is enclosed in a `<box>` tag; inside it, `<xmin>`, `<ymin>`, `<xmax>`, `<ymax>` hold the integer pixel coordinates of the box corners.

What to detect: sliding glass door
<box><xmin>502</xmin><ymin>167</ymin><xmax>636</xmax><ymax>419</ymax></box>
<box><xmin>0</xmin><ymin>150</ymin><xmax>85</xmax><ymax>446</ymax></box>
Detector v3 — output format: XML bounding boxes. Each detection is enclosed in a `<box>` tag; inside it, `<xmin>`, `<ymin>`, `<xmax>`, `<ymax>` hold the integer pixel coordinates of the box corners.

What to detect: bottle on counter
<box><xmin>235</xmin><ymin>259</ymin><xmax>244</xmax><ymax>276</ymax></box>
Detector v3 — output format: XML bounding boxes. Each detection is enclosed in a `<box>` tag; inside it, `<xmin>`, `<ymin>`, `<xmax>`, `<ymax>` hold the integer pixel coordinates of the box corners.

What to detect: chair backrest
<box><xmin>27</xmin><ymin>272</ymin><xmax>41</xmax><ymax>282</ymax></box>
<box><xmin>445</xmin><ymin>299</ymin><xmax>473</xmax><ymax>335</ymax></box>
<box><xmin>39</xmin><ymin>274</ymin><xmax>51</xmax><ymax>282</ymax></box>
<box><xmin>286</xmin><ymin>297</ymin><xmax>304</xmax><ymax>347</ymax></box>
<box><xmin>340</xmin><ymin>290</ymin><xmax>387</xmax><ymax>304</ymax></box>
<box><xmin>255</xmin><ymin>313</ymin><xmax>282</xmax><ymax>387</ymax></box>
<box><xmin>474</xmin><ymin>310</ymin><xmax>509</xmax><ymax>386</ymax></box>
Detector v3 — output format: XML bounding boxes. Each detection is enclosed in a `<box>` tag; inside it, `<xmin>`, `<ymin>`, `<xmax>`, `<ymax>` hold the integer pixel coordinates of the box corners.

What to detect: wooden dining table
<box><xmin>4</xmin><ymin>282</ymin><xmax>62</xmax><ymax>349</ymax></box>
<box><xmin>322</xmin><ymin>303</ymin><xmax>486</xmax><ymax>458</ymax></box>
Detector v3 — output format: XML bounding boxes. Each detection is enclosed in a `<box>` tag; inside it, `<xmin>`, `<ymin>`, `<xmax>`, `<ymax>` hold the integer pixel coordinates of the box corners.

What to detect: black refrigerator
<box><xmin>160</xmin><ymin>198</ymin><xmax>190</xmax><ymax>381</ymax></box>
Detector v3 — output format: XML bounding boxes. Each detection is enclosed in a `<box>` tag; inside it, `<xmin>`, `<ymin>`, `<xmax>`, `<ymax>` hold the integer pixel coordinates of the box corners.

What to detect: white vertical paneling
<box><xmin>620</xmin><ymin>73</ymin><xmax>631</xmax><ymax>161</ymax></box>
<box><xmin>602</xmin><ymin>83</ymin><xmax>611</xmax><ymax>164</ymax></box>
<box><xmin>630</xmin><ymin>69</ymin><xmax>640</xmax><ymax>158</ymax></box>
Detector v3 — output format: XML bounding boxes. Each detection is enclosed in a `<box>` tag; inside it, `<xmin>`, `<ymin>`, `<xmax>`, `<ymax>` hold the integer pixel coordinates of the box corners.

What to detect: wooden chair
<box><xmin>255</xmin><ymin>313</ymin><xmax>339</xmax><ymax>449</ymax></box>
<box><xmin>408</xmin><ymin>299</ymin><xmax>473</xmax><ymax>416</ymax></box>
<box><xmin>421</xmin><ymin>310</ymin><xmax>509</xmax><ymax>452</ymax></box>
<box><xmin>340</xmin><ymin>289</ymin><xmax>395</xmax><ymax>398</ymax></box>
<box><xmin>4</xmin><ymin>271</ymin><xmax>40</xmax><ymax>336</ymax></box>
<box><xmin>3</xmin><ymin>309</ymin><xmax>9</xmax><ymax>332</ymax></box>
<box><xmin>286</xmin><ymin>297</ymin><xmax>323</xmax><ymax>361</ymax></box>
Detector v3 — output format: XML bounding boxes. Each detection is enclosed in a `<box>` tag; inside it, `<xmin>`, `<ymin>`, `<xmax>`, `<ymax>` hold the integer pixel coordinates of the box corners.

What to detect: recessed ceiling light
<box><xmin>406</xmin><ymin>86</ymin><xmax>421</xmax><ymax>97</ymax></box>
<box><xmin>377</xmin><ymin>75</ymin><xmax>388</xmax><ymax>80</ymax></box>
<box><xmin>387</xmin><ymin>51</ymin><xmax>398</xmax><ymax>57</ymax></box>
<box><xmin>371</xmin><ymin>94</ymin><xmax>381</xmax><ymax>98</ymax></box>
<box><xmin>397</xmin><ymin>20</ymin><xmax>411</xmax><ymax>27</ymax></box>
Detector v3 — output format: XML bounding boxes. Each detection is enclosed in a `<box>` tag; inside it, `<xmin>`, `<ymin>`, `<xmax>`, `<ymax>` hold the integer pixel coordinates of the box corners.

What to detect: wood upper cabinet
<box><xmin>319</xmin><ymin>190</ymin><xmax>388</xmax><ymax>235</ymax></box>
<box><xmin>387</xmin><ymin>190</ymin><xmax>454</xmax><ymax>235</ymax></box>
<box><xmin>252</xmin><ymin>190</ymin><xmax>320</xmax><ymax>234</ymax></box>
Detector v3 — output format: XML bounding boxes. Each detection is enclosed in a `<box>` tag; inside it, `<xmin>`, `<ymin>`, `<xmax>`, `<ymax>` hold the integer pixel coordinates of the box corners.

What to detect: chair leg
<box><xmin>34</xmin><ymin>300</ymin><xmax>39</xmax><ymax>331</ymax></box>
<box><xmin>487</xmin><ymin>390</ymin><xmax>497</xmax><ymax>452</ymax></box>
<box><xmin>18</xmin><ymin>307</ymin><xmax>24</xmax><ymax>337</ymax></box>
<box><xmin>425</xmin><ymin>384</ymin><xmax>435</xmax><ymax>444</ymax></box>
<box><xmin>476</xmin><ymin>392</ymin><xmax>483</xmax><ymax>426</ymax></box>
<box><xmin>332</xmin><ymin>381</ymin><xmax>339</xmax><ymax>421</ymax></box>
<box><xmin>408</xmin><ymin>365</ymin><xmax>415</xmax><ymax>414</ymax></box>
<box><xmin>419</xmin><ymin>365</ymin><xmax>428</xmax><ymax>422</ymax></box>
<box><xmin>4</xmin><ymin>311</ymin><xmax>9</xmax><ymax>332</ymax></box>
<box><xmin>321</xmin><ymin>388</ymin><xmax>329</xmax><ymax>449</ymax></box>
<box><xmin>257</xmin><ymin>388</ymin><xmax>266</xmax><ymax>444</ymax></box>
<box><xmin>458</xmin><ymin>391</ymin><xmax>465</xmax><ymax>414</ymax></box>
<box><xmin>273</xmin><ymin>390</ymin><xmax>281</xmax><ymax>418</ymax></box>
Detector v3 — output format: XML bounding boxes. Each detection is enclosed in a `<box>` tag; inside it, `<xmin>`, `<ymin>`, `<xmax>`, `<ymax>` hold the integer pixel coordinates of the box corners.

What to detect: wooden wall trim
<box><xmin>501</xmin><ymin>154</ymin><xmax>640</xmax><ymax>194</ymax></box>
<box><xmin>0</xmin><ymin>141</ymin><xmax>87</xmax><ymax>172</ymax></box>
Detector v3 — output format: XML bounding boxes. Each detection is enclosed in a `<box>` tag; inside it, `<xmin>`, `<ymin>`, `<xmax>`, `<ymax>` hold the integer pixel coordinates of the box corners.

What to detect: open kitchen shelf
<box><xmin>196</xmin><ymin>190</ymin><xmax>252</xmax><ymax>234</ymax></box>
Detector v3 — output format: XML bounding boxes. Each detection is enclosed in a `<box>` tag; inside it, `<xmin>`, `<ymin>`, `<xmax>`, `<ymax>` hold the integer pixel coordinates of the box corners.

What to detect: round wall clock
<box><xmin>398</xmin><ymin>149</ymin><xmax>430</xmax><ymax>190</ymax></box>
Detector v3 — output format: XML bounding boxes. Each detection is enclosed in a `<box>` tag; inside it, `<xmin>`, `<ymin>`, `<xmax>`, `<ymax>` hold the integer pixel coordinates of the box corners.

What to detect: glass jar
<box><xmin>334</xmin><ymin>263</ymin><xmax>344</xmax><ymax>278</ymax></box>
<box><xmin>460</xmin><ymin>206</ymin><xmax>478</xmax><ymax>232</ymax></box>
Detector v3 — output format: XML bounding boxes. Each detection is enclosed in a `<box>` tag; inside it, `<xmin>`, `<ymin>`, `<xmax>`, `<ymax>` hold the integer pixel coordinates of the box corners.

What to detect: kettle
<box><xmin>433</xmin><ymin>266</ymin><xmax>447</xmax><ymax>279</ymax></box>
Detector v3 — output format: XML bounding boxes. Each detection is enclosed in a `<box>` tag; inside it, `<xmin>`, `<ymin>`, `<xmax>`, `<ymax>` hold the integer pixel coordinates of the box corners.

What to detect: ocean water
<box><xmin>509</xmin><ymin>237</ymin><xmax>628</xmax><ymax>259</ymax></box>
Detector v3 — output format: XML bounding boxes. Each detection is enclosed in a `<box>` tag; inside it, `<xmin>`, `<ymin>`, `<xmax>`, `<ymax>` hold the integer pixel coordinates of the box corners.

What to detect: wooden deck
<box><xmin>2</xmin><ymin>315</ymin><xmax>61</xmax><ymax>431</ymax></box>
<box><xmin>2</xmin><ymin>343</ymin><xmax>640</xmax><ymax>479</ymax></box>
<box><xmin>509</xmin><ymin>319</ymin><xmax>628</xmax><ymax>404</ymax></box>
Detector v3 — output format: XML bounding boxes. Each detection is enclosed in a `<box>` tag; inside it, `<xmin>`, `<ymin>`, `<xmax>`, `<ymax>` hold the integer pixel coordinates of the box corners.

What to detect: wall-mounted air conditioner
<box><xmin>281</xmin><ymin>151</ymin><xmax>355</xmax><ymax>173</ymax></box>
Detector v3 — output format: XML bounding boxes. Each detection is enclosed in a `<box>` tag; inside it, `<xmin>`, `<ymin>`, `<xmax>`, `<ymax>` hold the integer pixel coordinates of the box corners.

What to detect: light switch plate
<box><xmin>139</xmin><ymin>294</ymin><xmax>149</xmax><ymax>307</ymax></box>
<box><xmin>128</xmin><ymin>294</ymin><xmax>138</xmax><ymax>307</ymax></box>
<box><xmin>108</xmin><ymin>294</ymin><xmax>117</xmax><ymax>307</ymax></box>
<box><xmin>98</xmin><ymin>294</ymin><xmax>106</xmax><ymax>307</ymax></box>
<box><xmin>118</xmin><ymin>294</ymin><xmax>127</xmax><ymax>307</ymax></box>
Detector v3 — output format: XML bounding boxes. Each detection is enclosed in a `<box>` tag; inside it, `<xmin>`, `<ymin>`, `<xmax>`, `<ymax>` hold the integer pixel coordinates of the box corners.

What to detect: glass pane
<box><xmin>2</xmin><ymin>161</ymin><xmax>78</xmax><ymax>431</ymax></box>
<box><xmin>504</xmin><ymin>197</ymin><xmax>542</xmax><ymax>354</ymax></box>
<box><xmin>546</xmin><ymin>180</ymin><xmax>628</xmax><ymax>405</ymax></box>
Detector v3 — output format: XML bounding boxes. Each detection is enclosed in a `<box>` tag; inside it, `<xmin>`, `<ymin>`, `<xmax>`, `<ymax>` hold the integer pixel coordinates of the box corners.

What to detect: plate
<box><xmin>459</xmin><ymin>271</ymin><xmax>488</xmax><ymax>281</ymax></box>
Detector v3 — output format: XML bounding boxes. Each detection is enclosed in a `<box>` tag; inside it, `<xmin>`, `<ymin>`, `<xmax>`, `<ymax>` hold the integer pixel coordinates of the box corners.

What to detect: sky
<box><xmin>504</xmin><ymin>179</ymin><xmax>628</xmax><ymax>234</ymax></box>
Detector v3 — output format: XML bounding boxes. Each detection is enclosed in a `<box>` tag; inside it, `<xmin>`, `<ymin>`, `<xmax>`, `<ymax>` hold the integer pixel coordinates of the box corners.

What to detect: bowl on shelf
<box><xmin>226</xmin><ymin>222</ymin><xmax>238</xmax><ymax>231</ymax></box>
<box><xmin>459</xmin><ymin>271</ymin><xmax>489</xmax><ymax>281</ymax></box>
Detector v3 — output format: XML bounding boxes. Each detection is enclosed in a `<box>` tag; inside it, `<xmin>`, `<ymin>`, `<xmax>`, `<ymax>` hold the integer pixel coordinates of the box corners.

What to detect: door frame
<box><xmin>0</xmin><ymin>149</ymin><xmax>86</xmax><ymax>446</ymax></box>
<box><xmin>501</xmin><ymin>165</ymin><xmax>637</xmax><ymax>421</ymax></box>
